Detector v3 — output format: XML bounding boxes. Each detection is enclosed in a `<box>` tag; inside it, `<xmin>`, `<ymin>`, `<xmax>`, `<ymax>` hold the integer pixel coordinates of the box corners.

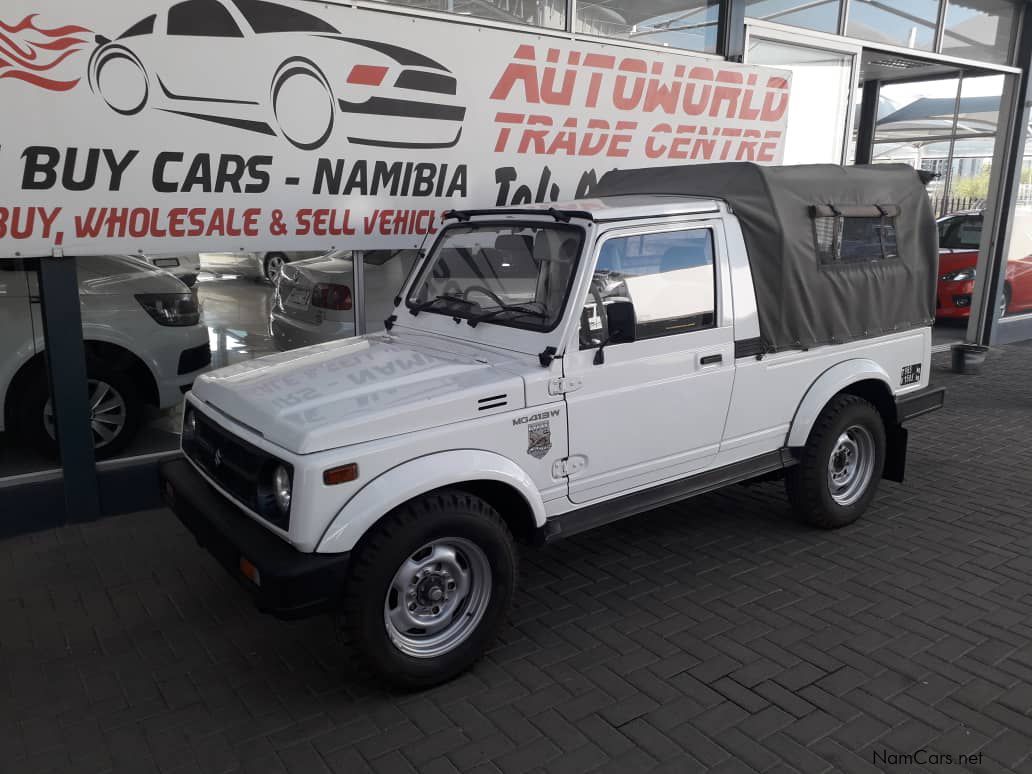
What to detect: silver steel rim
<box><xmin>827</xmin><ymin>424</ymin><xmax>876</xmax><ymax>507</ymax></box>
<box><xmin>43</xmin><ymin>379</ymin><xmax>128</xmax><ymax>449</ymax></box>
<box><xmin>384</xmin><ymin>537</ymin><xmax>492</xmax><ymax>659</ymax></box>
<box><xmin>266</xmin><ymin>255</ymin><xmax>285</xmax><ymax>280</ymax></box>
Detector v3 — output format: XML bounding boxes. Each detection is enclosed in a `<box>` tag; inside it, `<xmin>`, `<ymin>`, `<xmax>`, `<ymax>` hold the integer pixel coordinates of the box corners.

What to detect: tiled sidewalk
<box><xmin>3</xmin><ymin>344</ymin><xmax>1032</xmax><ymax>773</ymax></box>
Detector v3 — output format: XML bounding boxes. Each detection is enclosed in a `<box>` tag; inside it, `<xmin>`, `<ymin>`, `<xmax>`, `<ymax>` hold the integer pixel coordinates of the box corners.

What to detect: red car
<box><xmin>936</xmin><ymin>211</ymin><xmax>1032</xmax><ymax>319</ymax></box>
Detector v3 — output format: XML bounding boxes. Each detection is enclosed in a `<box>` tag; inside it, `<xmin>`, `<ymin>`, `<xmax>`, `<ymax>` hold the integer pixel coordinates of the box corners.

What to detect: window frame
<box><xmin>403</xmin><ymin>219</ymin><xmax>586</xmax><ymax>334</ymax></box>
<box><xmin>167</xmin><ymin>0</ymin><xmax>245</xmax><ymax>38</ymax></box>
<box><xmin>231</xmin><ymin>0</ymin><xmax>338</xmax><ymax>34</ymax></box>
<box><xmin>938</xmin><ymin>213</ymin><xmax>984</xmax><ymax>250</ymax></box>
<box><xmin>580</xmin><ymin>223</ymin><xmax>719</xmax><ymax>348</ymax></box>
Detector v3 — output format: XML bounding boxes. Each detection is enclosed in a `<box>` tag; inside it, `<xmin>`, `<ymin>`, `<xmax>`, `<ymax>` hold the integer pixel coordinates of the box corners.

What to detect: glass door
<box><xmin>746</xmin><ymin>26</ymin><xmax>860</xmax><ymax>164</ymax></box>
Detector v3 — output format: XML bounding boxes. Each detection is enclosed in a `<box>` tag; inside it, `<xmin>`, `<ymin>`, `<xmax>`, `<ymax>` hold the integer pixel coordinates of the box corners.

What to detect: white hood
<box><xmin>190</xmin><ymin>333</ymin><xmax>528</xmax><ymax>454</ymax></box>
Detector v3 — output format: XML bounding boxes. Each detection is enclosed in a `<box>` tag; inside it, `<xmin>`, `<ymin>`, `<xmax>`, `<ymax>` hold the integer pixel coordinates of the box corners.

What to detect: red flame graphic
<box><xmin>0</xmin><ymin>13</ymin><xmax>90</xmax><ymax>91</ymax></box>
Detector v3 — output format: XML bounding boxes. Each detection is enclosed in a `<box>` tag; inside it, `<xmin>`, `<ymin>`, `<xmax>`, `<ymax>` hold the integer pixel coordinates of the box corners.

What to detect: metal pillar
<box><xmin>967</xmin><ymin>6</ymin><xmax>1032</xmax><ymax>347</ymax></box>
<box><xmin>354</xmin><ymin>252</ymin><xmax>367</xmax><ymax>335</ymax></box>
<box><xmin>718</xmin><ymin>0</ymin><xmax>746</xmax><ymax>61</ymax></box>
<box><xmin>37</xmin><ymin>255</ymin><xmax>100</xmax><ymax>521</ymax></box>
<box><xmin>854</xmin><ymin>80</ymin><xmax>880</xmax><ymax>165</ymax></box>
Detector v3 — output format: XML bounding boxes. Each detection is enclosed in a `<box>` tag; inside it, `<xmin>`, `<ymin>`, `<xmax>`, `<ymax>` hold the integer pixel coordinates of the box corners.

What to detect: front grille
<box><xmin>178</xmin><ymin>342</ymin><xmax>212</xmax><ymax>375</ymax></box>
<box><xmin>182</xmin><ymin>410</ymin><xmax>290</xmax><ymax>529</ymax></box>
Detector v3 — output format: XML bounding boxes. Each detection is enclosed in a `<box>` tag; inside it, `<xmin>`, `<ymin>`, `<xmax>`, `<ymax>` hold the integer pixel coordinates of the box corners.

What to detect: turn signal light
<box><xmin>347</xmin><ymin>65</ymin><xmax>388</xmax><ymax>86</ymax></box>
<box><xmin>239</xmin><ymin>557</ymin><xmax>261</xmax><ymax>586</ymax></box>
<box><xmin>311</xmin><ymin>283</ymin><xmax>352</xmax><ymax>311</ymax></box>
<box><xmin>323</xmin><ymin>463</ymin><xmax>359</xmax><ymax>486</ymax></box>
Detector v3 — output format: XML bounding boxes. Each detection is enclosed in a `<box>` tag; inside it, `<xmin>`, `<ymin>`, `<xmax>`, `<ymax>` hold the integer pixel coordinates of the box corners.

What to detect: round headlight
<box><xmin>183</xmin><ymin>409</ymin><xmax>197</xmax><ymax>436</ymax></box>
<box><xmin>272</xmin><ymin>465</ymin><xmax>292</xmax><ymax>513</ymax></box>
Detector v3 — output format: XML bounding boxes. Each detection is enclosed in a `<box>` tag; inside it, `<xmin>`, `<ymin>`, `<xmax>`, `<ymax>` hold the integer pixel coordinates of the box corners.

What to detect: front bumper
<box><xmin>159</xmin><ymin>459</ymin><xmax>349</xmax><ymax>619</ymax></box>
<box><xmin>936</xmin><ymin>281</ymin><xmax>975</xmax><ymax>319</ymax></box>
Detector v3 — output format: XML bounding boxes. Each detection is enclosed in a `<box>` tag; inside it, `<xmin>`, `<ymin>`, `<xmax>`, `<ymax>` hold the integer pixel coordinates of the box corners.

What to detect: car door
<box><xmin>1</xmin><ymin>259</ymin><xmax>38</xmax><ymax>418</ymax></box>
<box><xmin>562</xmin><ymin>223</ymin><xmax>735</xmax><ymax>504</ymax></box>
<box><xmin>154</xmin><ymin>0</ymin><xmax>258</xmax><ymax>109</ymax></box>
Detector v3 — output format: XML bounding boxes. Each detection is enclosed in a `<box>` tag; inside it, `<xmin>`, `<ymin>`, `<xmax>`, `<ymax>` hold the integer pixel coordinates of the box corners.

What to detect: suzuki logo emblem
<box><xmin>214</xmin><ymin>448</ymin><xmax>223</xmax><ymax>467</ymax></box>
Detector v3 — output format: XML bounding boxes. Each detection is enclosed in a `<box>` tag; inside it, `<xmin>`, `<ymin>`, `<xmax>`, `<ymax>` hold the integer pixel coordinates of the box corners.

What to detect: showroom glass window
<box><xmin>846</xmin><ymin>0</ymin><xmax>940</xmax><ymax>51</ymax></box>
<box><xmin>0</xmin><ymin>258</ymin><xmax>43</xmax><ymax>477</ymax></box>
<box><xmin>372</xmin><ymin>0</ymin><xmax>566</xmax><ymax>30</ymax></box>
<box><xmin>745</xmin><ymin>0</ymin><xmax>842</xmax><ymax>34</ymax></box>
<box><xmin>576</xmin><ymin>0</ymin><xmax>720</xmax><ymax>53</ymax></box>
<box><xmin>941</xmin><ymin>0</ymin><xmax>1018</xmax><ymax>65</ymax></box>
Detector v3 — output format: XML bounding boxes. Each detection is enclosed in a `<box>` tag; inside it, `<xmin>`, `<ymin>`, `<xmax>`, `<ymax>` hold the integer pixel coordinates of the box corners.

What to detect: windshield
<box><xmin>406</xmin><ymin>222</ymin><xmax>584</xmax><ymax>332</ymax></box>
<box><xmin>938</xmin><ymin>215</ymin><xmax>982</xmax><ymax>250</ymax></box>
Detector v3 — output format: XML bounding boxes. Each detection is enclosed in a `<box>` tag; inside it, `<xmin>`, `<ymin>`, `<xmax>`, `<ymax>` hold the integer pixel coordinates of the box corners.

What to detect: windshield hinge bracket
<box><xmin>548</xmin><ymin>376</ymin><xmax>583</xmax><ymax>395</ymax></box>
<box><xmin>552</xmin><ymin>455</ymin><xmax>587</xmax><ymax>478</ymax></box>
<box><xmin>538</xmin><ymin>346</ymin><xmax>558</xmax><ymax>367</ymax></box>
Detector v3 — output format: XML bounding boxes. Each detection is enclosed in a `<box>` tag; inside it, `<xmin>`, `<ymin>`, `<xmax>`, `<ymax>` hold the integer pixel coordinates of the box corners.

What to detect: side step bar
<box><xmin>540</xmin><ymin>449</ymin><xmax>796</xmax><ymax>544</ymax></box>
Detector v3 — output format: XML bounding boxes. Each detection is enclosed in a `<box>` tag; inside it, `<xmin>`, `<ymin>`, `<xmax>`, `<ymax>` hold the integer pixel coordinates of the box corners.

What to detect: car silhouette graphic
<box><xmin>86</xmin><ymin>0</ymin><xmax>466</xmax><ymax>150</ymax></box>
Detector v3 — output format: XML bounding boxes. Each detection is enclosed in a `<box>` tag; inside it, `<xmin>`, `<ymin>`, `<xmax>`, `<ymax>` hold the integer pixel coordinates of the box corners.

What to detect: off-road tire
<box><xmin>786</xmin><ymin>394</ymin><xmax>886</xmax><ymax>529</ymax></box>
<box><xmin>340</xmin><ymin>489</ymin><xmax>517</xmax><ymax>689</ymax></box>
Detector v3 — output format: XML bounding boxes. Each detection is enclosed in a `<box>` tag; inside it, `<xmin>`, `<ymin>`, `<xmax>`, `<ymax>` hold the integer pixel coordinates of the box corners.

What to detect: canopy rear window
<box><xmin>811</xmin><ymin>204</ymin><xmax>900</xmax><ymax>265</ymax></box>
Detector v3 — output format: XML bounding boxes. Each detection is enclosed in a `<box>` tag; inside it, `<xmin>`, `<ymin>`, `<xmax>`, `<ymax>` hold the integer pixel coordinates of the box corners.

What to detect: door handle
<box><xmin>700</xmin><ymin>354</ymin><xmax>723</xmax><ymax>366</ymax></box>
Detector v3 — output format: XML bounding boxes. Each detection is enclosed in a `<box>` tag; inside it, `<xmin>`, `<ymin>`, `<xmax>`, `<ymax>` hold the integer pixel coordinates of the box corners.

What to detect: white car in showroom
<box><xmin>0</xmin><ymin>255</ymin><xmax>211</xmax><ymax>459</ymax></box>
<box><xmin>136</xmin><ymin>252</ymin><xmax>202</xmax><ymax>287</ymax></box>
<box><xmin>270</xmin><ymin>250</ymin><xmax>417</xmax><ymax>349</ymax></box>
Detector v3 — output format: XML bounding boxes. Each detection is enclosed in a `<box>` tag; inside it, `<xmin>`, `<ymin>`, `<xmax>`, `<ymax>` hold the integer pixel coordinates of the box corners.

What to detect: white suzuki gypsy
<box><xmin>161</xmin><ymin>163</ymin><xmax>945</xmax><ymax>687</ymax></box>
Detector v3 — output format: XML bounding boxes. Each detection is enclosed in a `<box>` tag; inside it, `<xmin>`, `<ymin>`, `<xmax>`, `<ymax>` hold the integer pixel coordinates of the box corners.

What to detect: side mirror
<box><xmin>605</xmin><ymin>299</ymin><xmax>636</xmax><ymax>344</ymax></box>
<box><xmin>593</xmin><ymin>299</ymin><xmax>635</xmax><ymax>365</ymax></box>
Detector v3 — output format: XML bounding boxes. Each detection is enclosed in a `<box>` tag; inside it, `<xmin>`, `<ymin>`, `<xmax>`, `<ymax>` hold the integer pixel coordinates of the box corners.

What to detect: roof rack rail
<box><xmin>443</xmin><ymin>208</ymin><xmax>594</xmax><ymax>223</ymax></box>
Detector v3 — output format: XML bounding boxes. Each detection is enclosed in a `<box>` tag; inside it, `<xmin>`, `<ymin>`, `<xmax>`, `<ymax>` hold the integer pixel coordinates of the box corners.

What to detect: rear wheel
<box><xmin>786</xmin><ymin>395</ymin><xmax>886</xmax><ymax>529</ymax></box>
<box><xmin>94</xmin><ymin>48</ymin><xmax>149</xmax><ymax>116</ymax></box>
<box><xmin>341</xmin><ymin>490</ymin><xmax>517</xmax><ymax>689</ymax></box>
<box><xmin>264</xmin><ymin>253</ymin><xmax>288</xmax><ymax>283</ymax></box>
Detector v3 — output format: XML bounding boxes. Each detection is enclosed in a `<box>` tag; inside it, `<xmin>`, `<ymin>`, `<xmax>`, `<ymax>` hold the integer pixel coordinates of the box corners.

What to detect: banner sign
<box><xmin>0</xmin><ymin>1</ymin><xmax>791</xmax><ymax>256</ymax></box>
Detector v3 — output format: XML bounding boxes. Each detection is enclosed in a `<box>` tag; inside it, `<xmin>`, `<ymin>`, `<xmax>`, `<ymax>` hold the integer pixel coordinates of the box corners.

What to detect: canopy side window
<box><xmin>811</xmin><ymin>204</ymin><xmax>901</xmax><ymax>266</ymax></box>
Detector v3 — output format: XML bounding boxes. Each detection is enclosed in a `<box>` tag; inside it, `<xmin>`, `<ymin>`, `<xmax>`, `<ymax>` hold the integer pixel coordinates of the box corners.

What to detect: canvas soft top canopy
<box><xmin>591</xmin><ymin>163</ymin><xmax>938</xmax><ymax>354</ymax></box>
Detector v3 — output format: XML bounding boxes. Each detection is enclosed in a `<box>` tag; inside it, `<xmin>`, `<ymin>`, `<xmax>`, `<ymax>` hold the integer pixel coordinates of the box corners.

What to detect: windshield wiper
<box><xmin>467</xmin><ymin>303</ymin><xmax>549</xmax><ymax>327</ymax></box>
<box><xmin>409</xmin><ymin>293</ymin><xmax>479</xmax><ymax>315</ymax></box>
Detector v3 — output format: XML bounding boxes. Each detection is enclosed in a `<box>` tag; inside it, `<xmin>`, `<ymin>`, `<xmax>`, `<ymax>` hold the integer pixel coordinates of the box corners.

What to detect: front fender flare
<box><xmin>316</xmin><ymin>449</ymin><xmax>547</xmax><ymax>554</ymax></box>
<box><xmin>787</xmin><ymin>359</ymin><xmax>892</xmax><ymax>447</ymax></box>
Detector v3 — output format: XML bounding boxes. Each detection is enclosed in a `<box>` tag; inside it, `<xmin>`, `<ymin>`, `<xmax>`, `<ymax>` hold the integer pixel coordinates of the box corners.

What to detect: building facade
<box><xmin>1</xmin><ymin>0</ymin><xmax>1029</xmax><ymax>526</ymax></box>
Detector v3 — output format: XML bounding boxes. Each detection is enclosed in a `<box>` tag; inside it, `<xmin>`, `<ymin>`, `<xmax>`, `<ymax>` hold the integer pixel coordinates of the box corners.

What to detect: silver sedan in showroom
<box><xmin>270</xmin><ymin>250</ymin><xmax>417</xmax><ymax>350</ymax></box>
<box><xmin>200</xmin><ymin>251</ymin><xmax>323</xmax><ymax>283</ymax></box>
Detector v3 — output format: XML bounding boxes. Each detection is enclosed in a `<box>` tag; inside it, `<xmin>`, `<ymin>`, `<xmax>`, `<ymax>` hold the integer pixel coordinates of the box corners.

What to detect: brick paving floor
<box><xmin>3</xmin><ymin>344</ymin><xmax>1032</xmax><ymax>774</ymax></box>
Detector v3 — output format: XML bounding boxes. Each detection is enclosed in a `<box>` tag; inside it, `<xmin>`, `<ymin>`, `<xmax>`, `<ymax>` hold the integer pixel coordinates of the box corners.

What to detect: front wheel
<box><xmin>14</xmin><ymin>360</ymin><xmax>143</xmax><ymax>460</ymax></box>
<box><xmin>271</xmin><ymin>59</ymin><xmax>334</xmax><ymax>150</ymax></box>
<box><xmin>786</xmin><ymin>395</ymin><xmax>886</xmax><ymax>529</ymax></box>
<box><xmin>341</xmin><ymin>490</ymin><xmax>517</xmax><ymax>689</ymax></box>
